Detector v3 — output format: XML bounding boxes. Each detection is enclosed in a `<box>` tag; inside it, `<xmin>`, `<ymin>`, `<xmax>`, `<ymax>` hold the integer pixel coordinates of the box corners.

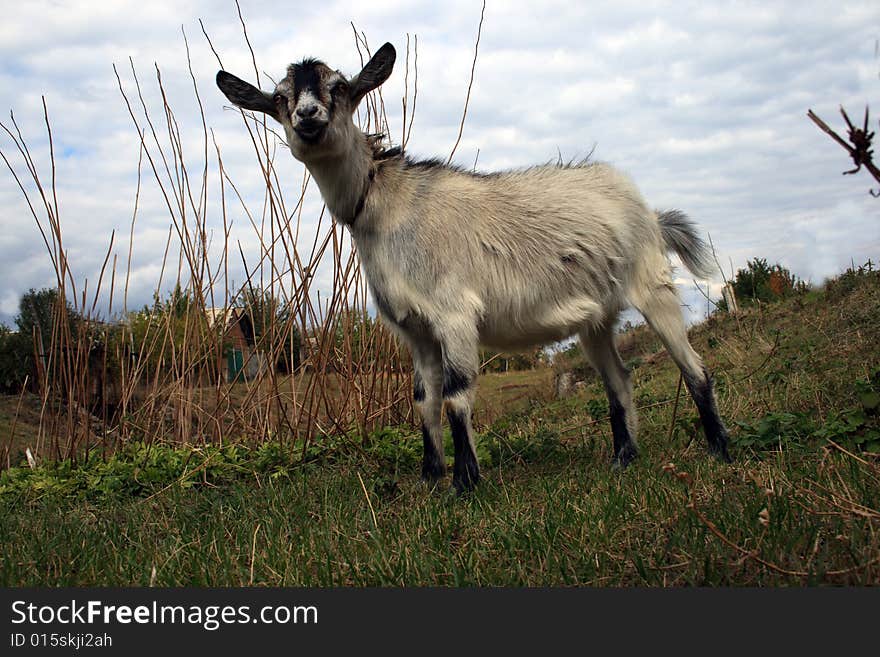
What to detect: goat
<box><xmin>216</xmin><ymin>42</ymin><xmax>732</xmax><ymax>493</ymax></box>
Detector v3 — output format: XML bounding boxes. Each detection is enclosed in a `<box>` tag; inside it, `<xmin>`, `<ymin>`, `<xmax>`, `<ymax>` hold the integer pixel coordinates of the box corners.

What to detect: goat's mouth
<box><xmin>294</xmin><ymin>120</ymin><xmax>327</xmax><ymax>143</ymax></box>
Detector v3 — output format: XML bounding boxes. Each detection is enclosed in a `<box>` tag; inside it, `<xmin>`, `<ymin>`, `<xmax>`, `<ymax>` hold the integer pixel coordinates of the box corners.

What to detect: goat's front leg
<box><xmin>410</xmin><ymin>338</ymin><xmax>446</xmax><ymax>482</ymax></box>
<box><xmin>439</xmin><ymin>323</ymin><xmax>481</xmax><ymax>493</ymax></box>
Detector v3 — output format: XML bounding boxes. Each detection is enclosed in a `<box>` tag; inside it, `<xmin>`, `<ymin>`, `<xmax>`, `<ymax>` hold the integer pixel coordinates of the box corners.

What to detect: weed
<box><xmin>2</xmin><ymin>263</ymin><xmax>879</xmax><ymax>586</ymax></box>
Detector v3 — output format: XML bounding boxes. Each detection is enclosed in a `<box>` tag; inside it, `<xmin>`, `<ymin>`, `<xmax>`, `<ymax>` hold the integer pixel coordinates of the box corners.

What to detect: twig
<box><xmin>667</xmin><ymin>373</ymin><xmax>683</xmax><ymax>443</ymax></box>
<box><xmin>808</xmin><ymin>109</ymin><xmax>857</xmax><ymax>155</ymax></box>
<box><xmin>690</xmin><ymin>502</ymin><xmax>880</xmax><ymax>577</ymax></box>
<box><xmin>825</xmin><ymin>438</ymin><xmax>878</xmax><ymax>467</ymax></box>
<box><xmin>728</xmin><ymin>328</ymin><xmax>780</xmax><ymax>384</ymax></box>
<box><xmin>689</xmin><ymin>504</ymin><xmax>808</xmax><ymax>576</ymax></box>
<box><xmin>357</xmin><ymin>471</ymin><xmax>378</xmax><ymax>530</ymax></box>
<box><xmin>691</xmin><ymin>279</ymin><xmax>719</xmax><ymax>311</ymax></box>
<box><xmin>807</xmin><ymin>106</ymin><xmax>880</xmax><ymax>196</ymax></box>
<box><xmin>448</xmin><ymin>0</ymin><xmax>486</xmax><ymax>165</ymax></box>
<box><xmin>558</xmin><ymin>396</ymin><xmax>682</xmax><ymax>434</ymax></box>
<box><xmin>138</xmin><ymin>450</ymin><xmax>220</xmax><ymax>503</ymax></box>
<box><xmin>405</xmin><ymin>35</ymin><xmax>418</xmax><ymax>150</ymax></box>
<box><xmin>249</xmin><ymin>522</ymin><xmax>261</xmax><ymax>585</ymax></box>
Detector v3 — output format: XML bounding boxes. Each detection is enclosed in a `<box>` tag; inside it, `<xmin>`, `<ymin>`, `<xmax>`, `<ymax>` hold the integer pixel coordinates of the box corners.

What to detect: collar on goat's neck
<box><xmin>305</xmin><ymin>137</ymin><xmax>374</xmax><ymax>227</ymax></box>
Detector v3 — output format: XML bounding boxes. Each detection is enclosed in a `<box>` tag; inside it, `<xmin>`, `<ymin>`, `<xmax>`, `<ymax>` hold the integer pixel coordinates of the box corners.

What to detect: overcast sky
<box><xmin>1</xmin><ymin>0</ymin><xmax>878</xmax><ymax>333</ymax></box>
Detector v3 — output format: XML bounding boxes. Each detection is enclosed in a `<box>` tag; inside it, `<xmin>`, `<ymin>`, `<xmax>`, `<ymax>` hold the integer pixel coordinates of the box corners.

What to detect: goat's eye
<box><xmin>331</xmin><ymin>82</ymin><xmax>347</xmax><ymax>95</ymax></box>
<box><xmin>272</xmin><ymin>93</ymin><xmax>284</xmax><ymax>105</ymax></box>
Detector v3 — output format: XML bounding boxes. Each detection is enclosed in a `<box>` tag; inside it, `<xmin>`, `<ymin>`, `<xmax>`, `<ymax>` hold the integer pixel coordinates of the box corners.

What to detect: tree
<box><xmin>15</xmin><ymin>288</ymin><xmax>80</xmax><ymax>353</ymax></box>
<box><xmin>125</xmin><ymin>284</ymin><xmax>214</xmax><ymax>379</ymax></box>
<box><xmin>0</xmin><ymin>323</ymin><xmax>31</xmax><ymax>393</ymax></box>
<box><xmin>0</xmin><ymin>289</ymin><xmax>84</xmax><ymax>394</ymax></box>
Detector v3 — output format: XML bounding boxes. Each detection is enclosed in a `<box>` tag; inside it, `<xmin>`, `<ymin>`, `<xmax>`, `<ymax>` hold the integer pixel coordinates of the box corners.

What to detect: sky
<box><xmin>0</xmin><ymin>0</ymin><xmax>878</xmax><ymax>334</ymax></box>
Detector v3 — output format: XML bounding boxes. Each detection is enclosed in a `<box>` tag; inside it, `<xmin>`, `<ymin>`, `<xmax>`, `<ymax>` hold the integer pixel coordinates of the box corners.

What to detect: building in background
<box><xmin>205</xmin><ymin>307</ymin><xmax>267</xmax><ymax>382</ymax></box>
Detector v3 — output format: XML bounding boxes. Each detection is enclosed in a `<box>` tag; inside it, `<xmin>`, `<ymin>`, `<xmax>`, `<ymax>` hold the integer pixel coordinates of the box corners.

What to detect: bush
<box><xmin>824</xmin><ymin>259</ymin><xmax>878</xmax><ymax>301</ymax></box>
<box><xmin>733</xmin><ymin>372</ymin><xmax>880</xmax><ymax>455</ymax></box>
<box><xmin>716</xmin><ymin>258</ymin><xmax>807</xmax><ymax>311</ymax></box>
<box><xmin>0</xmin><ymin>288</ymin><xmax>83</xmax><ymax>394</ymax></box>
<box><xmin>0</xmin><ymin>325</ymin><xmax>32</xmax><ymax>394</ymax></box>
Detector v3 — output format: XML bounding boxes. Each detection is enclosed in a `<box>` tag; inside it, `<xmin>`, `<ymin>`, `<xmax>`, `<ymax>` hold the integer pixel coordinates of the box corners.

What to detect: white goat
<box><xmin>217</xmin><ymin>43</ymin><xmax>732</xmax><ymax>492</ymax></box>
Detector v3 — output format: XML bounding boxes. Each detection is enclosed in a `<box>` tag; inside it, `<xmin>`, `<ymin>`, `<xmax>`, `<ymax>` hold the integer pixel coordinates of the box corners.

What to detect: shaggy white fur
<box><xmin>217</xmin><ymin>42</ymin><xmax>732</xmax><ymax>492</ymax></box>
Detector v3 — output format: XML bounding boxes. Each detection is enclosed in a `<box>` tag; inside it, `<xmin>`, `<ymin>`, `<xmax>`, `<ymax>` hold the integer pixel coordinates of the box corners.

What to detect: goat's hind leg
<box><xmin>633</xmin><ymin>283</ymin><xmax>732</xmax><ymax>462</ymax></box>
<box><xmin>410</xmin><ymin>338</ymin><xmax>447</xmax><ymax>482</ymax></box>
<box><xmin>579</xmin><ymin>324</ymin><xmax>638</xmax><ymax>467</ymax></box>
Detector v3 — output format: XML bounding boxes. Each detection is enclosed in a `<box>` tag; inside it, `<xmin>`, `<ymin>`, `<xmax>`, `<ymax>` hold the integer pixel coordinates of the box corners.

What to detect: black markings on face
<box><xmin>271</xmin><ymin>91</ymin><xmax>289</xmax><ymax>119</ymax></box>
<box><xmin>286</xmin><ymin>59</ymin><xmax>348</xmax><ymax>121</ymax></box>
<box><xmin>291</xmin><ymin>59</ymin><xmax>324</xmax><ymax>104</ymax></box>
<box><xmin>327</xmin><ymin>80</ymin><xmax>348</xmax><ymax>119</ymax></box>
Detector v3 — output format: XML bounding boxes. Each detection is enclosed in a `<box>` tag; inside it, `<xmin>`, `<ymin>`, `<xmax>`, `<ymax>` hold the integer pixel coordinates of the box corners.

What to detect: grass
<box><xmin>0</xmin><ymin>392</ymin><xmax>44</xmax><ymax>464</ymax></box>
<box><xmin>1</xmin><ymin>443</ymin><xmax>876</xmax><ymax>586</ymax></box>
<box><xmin>1</xmin><ymin>266</ymin><xmax>879</xmax><ymax>586</ymax></box>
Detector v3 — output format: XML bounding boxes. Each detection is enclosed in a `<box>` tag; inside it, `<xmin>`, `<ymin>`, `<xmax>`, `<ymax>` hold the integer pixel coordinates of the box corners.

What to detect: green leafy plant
<box><xmin>733</xmin><ymin>412</ymin><xmax>815</xmax><ymax>450</ymax></box>
<box><xmin>716</xmin><ymin>258</ymin><xmax>808</xmax><ymax>312</ymax></box>
<box><xmin>734</xmin><ymin>372</ymin><xmax>880</xmax><ymax>454</ymax></box>
<box><xmin>586</xmin><ymin>398</ymin><xmax>608</xmax><ymax>421</ymax></box>
<box><xmin>814</xmin><ymin>371</ymin><xmax>880</xmax><ymax>453</ymax></box>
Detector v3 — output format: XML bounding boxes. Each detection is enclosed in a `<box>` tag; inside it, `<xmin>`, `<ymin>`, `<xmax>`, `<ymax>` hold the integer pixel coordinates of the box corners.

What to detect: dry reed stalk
<box><xmin>0</xmin><ymin>14</ymin><xmax>429</xmax><ymax>467</ymax></box>
<box><xmin>448</xmin><ymin>0</ymin><xmax>486</xmax><ymax>165</ymax></box>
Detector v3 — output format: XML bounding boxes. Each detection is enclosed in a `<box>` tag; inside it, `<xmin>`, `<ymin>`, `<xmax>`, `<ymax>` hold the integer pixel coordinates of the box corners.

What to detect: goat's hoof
<box><xmin>710</xmin><ymin>445</ymin><xmax>733</xmax><ymax>463</ymax></box>
<box><xmin>420</xmin><ymin>476</ymin><xmax>446</xmax><ymax>493</ymax></box>
<box><xmin>451</xmin><ymin>453</ymin><xmax>480</xmax><ymax>495</ymax></box>
<box><xmin>452</xmin><ymin>478</ymin><xmax>479</xmax><ymax>495</ymax></box>
<box><xmin>421</xmin><ymin>460</ymin><xmax>448</xmax><ymax>483</ymax></box>
<box><xmin>452</xmin><ymin>469</ymin><xmax>480</xmax><ymax>495</ymax></box>
<box><xmin>612</xmin><ymin>445</ymin><xmax>638</xmax><ymax>469</ymax></box>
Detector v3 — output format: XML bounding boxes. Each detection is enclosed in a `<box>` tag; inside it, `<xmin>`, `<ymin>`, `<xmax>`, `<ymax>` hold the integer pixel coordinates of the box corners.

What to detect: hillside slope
<box><xmin>1</xmin><ymin>266</ymin><xmax>878</xmax><ymax>586</ymax></box>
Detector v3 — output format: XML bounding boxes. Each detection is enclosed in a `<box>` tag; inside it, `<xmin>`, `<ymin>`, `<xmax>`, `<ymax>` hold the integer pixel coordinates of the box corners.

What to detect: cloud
<box><xmin>1</xmin><ymin>0</ymin><xmax>878</xmax><ymax>338</ymax></box>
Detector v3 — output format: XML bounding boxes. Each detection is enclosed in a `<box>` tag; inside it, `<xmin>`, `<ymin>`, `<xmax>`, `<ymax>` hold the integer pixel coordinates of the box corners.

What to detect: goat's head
<box><xmin>216</xmin><ymin>43</ymin><xmax>396</xmax><ymax>162</ymax></box>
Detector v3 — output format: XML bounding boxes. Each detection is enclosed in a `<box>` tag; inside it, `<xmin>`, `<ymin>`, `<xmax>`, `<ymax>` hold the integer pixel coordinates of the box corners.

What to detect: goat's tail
<box><xmin>657</xmin><ymin>209</ymin><xmax>715</xmax><ymax>279</ymax></box>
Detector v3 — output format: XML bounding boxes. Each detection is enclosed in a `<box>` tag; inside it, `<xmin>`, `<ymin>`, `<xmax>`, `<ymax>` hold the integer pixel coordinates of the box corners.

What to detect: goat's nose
<box><xmin>296</xmin><ymin>105</ymin><xmax>318</xmax><ymax>119</ymax></box>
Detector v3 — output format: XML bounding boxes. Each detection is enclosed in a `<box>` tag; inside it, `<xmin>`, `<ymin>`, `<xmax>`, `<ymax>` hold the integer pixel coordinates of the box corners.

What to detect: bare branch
<box><xmin>808</xmin><ymin>106</ymin><xmax>880</xmax><ymax>196</ymax></box>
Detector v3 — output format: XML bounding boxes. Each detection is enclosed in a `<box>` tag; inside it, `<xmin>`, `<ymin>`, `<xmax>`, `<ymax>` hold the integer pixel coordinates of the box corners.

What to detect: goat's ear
<box><xmin>216</xmin><ymin>71</ymin><xmax>280</xmax><ymax>121</ymax></box>
<box><xmin>349</xmin><ymin>43</ymin><xmax>396</xmax><ymax>106</ymax></box>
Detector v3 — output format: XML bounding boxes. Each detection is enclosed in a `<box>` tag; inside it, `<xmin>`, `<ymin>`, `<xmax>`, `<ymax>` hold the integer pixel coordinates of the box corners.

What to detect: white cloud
<box><xmin>1</xmin><ymin>0</ymin><xmax>879</xmax><ymax>333</ymax></box>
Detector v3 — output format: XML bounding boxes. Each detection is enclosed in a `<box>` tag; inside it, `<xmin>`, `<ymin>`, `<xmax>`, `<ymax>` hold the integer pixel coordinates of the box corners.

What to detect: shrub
<box><xmin>716</xmin><ymin>258</ymin><xmax>807</xmax><ymax>311</ymax></box>
<box><xmin>824</xmin><ymin>259</ymin><xmax>878</xmax><ymax>302</ymax></box>
<box><xmin>0</xmin><ymin>325</ymin><xmax>31</xmax><ymax>394</ymax></box>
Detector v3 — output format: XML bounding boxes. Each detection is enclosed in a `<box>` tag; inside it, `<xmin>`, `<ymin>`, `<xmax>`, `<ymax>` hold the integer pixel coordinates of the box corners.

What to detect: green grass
<box><xmin>1</xmin><ymin>440</ymin><xmax>877</xmax><ymax>585</ymax></box>
<box><xmin>1</xmin><ymin>265</ymin><xmax>879</xmax><ymax>586</ymax></box>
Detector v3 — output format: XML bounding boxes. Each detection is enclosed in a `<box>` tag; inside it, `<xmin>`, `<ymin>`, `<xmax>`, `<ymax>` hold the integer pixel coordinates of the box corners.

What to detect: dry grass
<box><xmin>0</xmin><ymin>20</ymin><xmax>430</xmax><ymax>465</ymax></box>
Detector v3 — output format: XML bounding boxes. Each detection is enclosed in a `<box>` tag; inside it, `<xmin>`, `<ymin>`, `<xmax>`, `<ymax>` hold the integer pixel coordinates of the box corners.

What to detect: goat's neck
<box><xmin>304</xmin><ymin>136</ymin><xmax>373</xmax><ymax>226</ymax></box>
